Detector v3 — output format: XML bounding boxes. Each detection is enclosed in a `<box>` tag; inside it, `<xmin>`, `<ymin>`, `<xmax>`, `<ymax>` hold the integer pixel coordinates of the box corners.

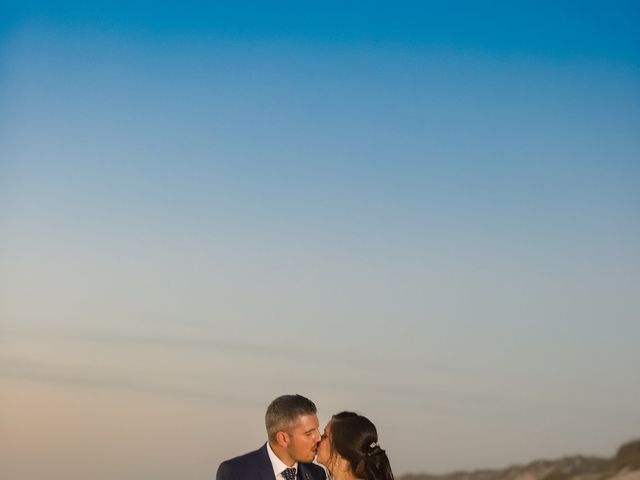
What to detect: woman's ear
<box><xmin>336</xmin><ymin>455</ymin><xmax>349</xmax><ymax>473</ymax></box>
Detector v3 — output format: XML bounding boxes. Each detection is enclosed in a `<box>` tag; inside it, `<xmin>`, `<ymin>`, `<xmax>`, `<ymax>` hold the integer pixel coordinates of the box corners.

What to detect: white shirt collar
<box><xmin>266</xmin><ymin>441</ymin><xmax>298</xmax><ymax>480</ymax></box>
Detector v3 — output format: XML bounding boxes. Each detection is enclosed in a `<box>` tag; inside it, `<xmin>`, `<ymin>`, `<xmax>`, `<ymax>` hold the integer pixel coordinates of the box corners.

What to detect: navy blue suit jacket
<box><xmin>216</xmin><ymin>443</ymin><xmax>326</xmax><ymax>480</ymax></box>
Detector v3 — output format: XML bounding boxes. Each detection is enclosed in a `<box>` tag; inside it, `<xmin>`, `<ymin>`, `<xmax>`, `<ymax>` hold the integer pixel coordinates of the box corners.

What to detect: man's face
<box><xmin>285</xmin><ymin>414</ymin><xmax>321</xmax><ymax>463</ymax></box>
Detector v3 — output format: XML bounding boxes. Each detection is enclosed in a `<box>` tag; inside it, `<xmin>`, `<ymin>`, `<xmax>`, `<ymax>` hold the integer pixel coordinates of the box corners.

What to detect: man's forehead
<box><xmin>290</xmin><ymin>413</ymin><xmax>319</xmax><ymax>429</ymax></box>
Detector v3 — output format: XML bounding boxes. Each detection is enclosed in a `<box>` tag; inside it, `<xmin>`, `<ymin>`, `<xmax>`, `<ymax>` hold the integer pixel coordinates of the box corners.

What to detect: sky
<box><xmin>1</xmin><ymin>1</ymin><xmax>639</xmax><ymax>479</ymax></box>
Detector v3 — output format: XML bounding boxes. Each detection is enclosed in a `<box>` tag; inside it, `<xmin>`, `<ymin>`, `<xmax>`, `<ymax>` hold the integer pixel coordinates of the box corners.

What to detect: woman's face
<box><xmin>316</xmin><ymin>420</ymin><xmax>333</xmax><ymax>467</ymax></box>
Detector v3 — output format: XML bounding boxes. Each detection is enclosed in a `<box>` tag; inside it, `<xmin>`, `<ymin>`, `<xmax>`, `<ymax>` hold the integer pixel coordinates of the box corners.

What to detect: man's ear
<box><xmin>275</xmin><ymin>430</ymin><xmax>289</xmax><ymax>447</ymax></box>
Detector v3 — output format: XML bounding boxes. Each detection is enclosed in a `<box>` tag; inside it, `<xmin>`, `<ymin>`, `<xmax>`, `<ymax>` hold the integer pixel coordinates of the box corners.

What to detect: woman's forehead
<box><xmin>324</xmin><ymin>419</ymin><xmax>333</xmax><ymax>433</ymax></box>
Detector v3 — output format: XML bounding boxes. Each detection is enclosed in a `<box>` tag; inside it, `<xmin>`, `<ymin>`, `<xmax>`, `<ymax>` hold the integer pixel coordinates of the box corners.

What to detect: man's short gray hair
<box><xmin>265</xmin><ymin>394</ymin><xmax>317</xmax><ymax>441</ymax></box>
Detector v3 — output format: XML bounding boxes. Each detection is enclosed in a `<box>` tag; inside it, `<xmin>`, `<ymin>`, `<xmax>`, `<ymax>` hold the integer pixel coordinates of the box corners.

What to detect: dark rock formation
<box><xmin>400</xmin><ymin>439</ymin><xmax>640</xmax><ymax>480</ymax></box>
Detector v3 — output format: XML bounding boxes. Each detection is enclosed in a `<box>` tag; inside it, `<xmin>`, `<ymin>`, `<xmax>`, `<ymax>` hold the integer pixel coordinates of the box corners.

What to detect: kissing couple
<box><xmin>216</xmin><ymin>394</ymin><xmax>394</xmax><ymax>480</ymax></box>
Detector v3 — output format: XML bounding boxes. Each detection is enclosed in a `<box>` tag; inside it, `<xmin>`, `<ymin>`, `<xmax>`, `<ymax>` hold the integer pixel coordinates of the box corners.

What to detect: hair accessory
<box><xmin>369</xmin><ymin>442</ymin><xmax>378</xmax><ymax>449</ymax></box>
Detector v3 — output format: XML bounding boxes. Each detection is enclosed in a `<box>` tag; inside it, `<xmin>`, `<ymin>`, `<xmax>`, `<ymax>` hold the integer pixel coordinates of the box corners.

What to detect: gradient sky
<box><xmin>1</xmin><ymin>2</ymin><xmax>639</xmax><ymax>479</ymax></box>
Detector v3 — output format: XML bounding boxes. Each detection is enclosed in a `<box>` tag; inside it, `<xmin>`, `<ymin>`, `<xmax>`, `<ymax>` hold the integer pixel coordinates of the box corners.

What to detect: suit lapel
<box><xmin>257</xmin><ymin>443</ymin><xmax>323</xmax><ymax>480</ymax></box>
<box><xmin>297</xmin><ymin>463</ymin><xmax>316</xmax><ymax>480</ymax></box>
<box><xmin>258</xmin><ymin>443</ymin><xmax>277</xmax><ymax>480</ymax></box>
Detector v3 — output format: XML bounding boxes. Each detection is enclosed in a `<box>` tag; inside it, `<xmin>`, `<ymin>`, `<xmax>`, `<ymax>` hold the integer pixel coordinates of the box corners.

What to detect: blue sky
<box><xmin>2</xmin><ymin>1</ymin><xmax>639</xmax><ymax>60</ymax></box>
<box><xmin>1</xmin><ymin>2</ymin><xmax>639</xmax><ymax>479</ymax></box>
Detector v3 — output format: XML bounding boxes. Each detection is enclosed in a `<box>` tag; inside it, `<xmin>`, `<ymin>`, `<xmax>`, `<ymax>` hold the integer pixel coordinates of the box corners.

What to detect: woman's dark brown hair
<box><xmin>330</xmin><ymin>411</ymin><xmax>394</xmax><ymax>480</ymax></box>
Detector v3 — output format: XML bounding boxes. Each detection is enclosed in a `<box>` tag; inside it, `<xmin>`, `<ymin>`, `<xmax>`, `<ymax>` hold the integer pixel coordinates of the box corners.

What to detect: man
<box><xmin>216</xmin><ymin>394</ymin><xmax>326</xmax><ymax>480</ymax></box>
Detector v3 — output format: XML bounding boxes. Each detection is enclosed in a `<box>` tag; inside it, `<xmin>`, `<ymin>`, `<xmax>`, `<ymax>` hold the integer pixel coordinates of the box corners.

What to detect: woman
<box><xmin>316</xmin><ymin>411</ymin><xmax>394</xmax><ymax>480</ymax></box>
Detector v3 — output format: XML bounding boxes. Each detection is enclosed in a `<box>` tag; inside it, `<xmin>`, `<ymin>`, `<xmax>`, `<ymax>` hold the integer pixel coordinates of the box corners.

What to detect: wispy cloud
<box><xmin>0</xmin><ymin>354</ymin><xmax>265</xmax><ymax>407</ymax></box>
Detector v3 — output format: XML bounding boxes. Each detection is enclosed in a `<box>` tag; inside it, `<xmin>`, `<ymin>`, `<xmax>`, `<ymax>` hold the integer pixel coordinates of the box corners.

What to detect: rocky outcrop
<box><xmin>400</xmin><ymin>439</ymin><xmax>640</xmax><ymax>480</ymax></box>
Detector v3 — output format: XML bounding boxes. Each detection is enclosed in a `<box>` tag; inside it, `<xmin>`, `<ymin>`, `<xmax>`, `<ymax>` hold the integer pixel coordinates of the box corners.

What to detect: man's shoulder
<box><xmin>219</xmin><ymin>446</ymin><xmax>265</xmax><ymax>468</ymax></box>
<box><xmin>217</xmin><ymin>445</ymin><xmax>268</xmax><ymax>480</ymax></box>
